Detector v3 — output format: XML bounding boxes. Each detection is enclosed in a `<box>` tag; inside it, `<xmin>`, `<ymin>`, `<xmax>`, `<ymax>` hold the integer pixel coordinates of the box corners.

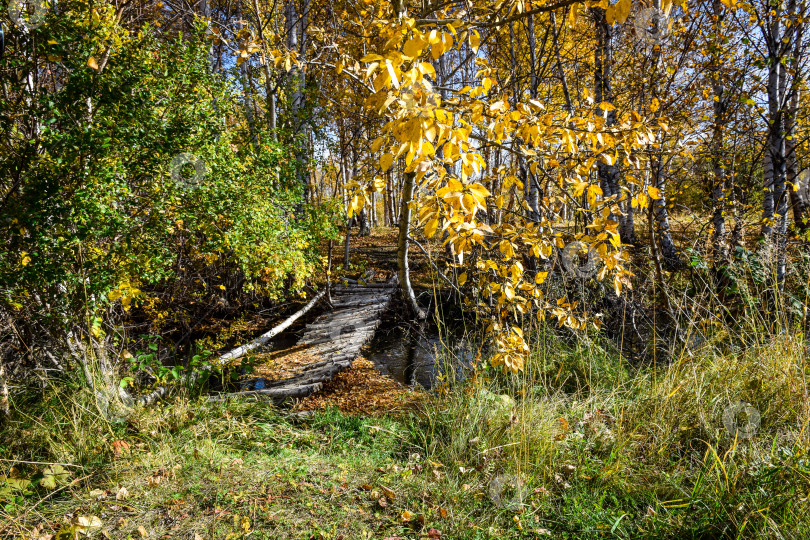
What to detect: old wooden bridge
<box><xmin>218</xmin><ymin>275</ymin><xmax>399</xmax><ymax>401</ymax></box>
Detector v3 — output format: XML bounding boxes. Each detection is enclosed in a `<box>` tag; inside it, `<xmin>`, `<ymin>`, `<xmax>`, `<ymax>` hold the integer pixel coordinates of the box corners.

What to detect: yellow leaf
<box><xmin>386</xmin><ymin>60</ymin><xmax>400</xmax><ymax>89</ymax></box>
<box><xmin>605</xmin><ymin>4</ymin><xmax>617</xmax><ymax>25</ymax></box>
<box><xmin>424</xmin><ymin>217</ymin><xmax>439</xmax><ymax>238</ymax></box>
<box><xmin>647</xmin><ymin>186</ymin><xmax>662</xmax><ymax>199</ymax></box>
<box><xmin>20</xmin><ymin>251</ymin><xmax>30</xmax><ymax>266</ymax></box>
<box><xmin>401</xmin><ymin>510</ymin><xmax>414</xmax><ymax>521</ymax></box>
<box><xmin>615</xmin><ymin>0</ymin><xmax>631</xmax><ymax>24</ymax></box>
<box><xmin>380</xmin><ymin>153</ymin><xmax>394</xmax><ymax>172</ymax></box>
<box><xmin>87</xmin><ymin>56</ymin><xmax>99</xmax><ymax>70</ymax></box>
<box><xmin>442</xmin><ymin>32</ymin><xmax>454</xmax><ymax>50</ymax></box>
<box><xmin>403</xmin><ymin>36</ymin><xmax>425</xmax><ymax>58</ymax></box>
<box><xmin>499</xmin><ymin>240</ymin><xmax>515</xmax><ymax>259</ymax></box>
<box><xmin>371</xmin><ymin>137</ymin><xmax>385</xmax><ymax>153</ymax></box>
<box><xmin>458</xmin><ymin>272</ymin><xmax>467</xmax><ymax>286</ymax></box>
<box><xmin>431</xmin><ymin>40</ymin><xmax>444</xmax><ymax>59</ymax></box>
<box><xmin>587</xmin><ymin>184</ymin><xmax>602</xmax><ymax>209</ymax></box>
<box><xmin>650</xmin><ymin>97</ymin><xmax>660</xmax><ymax>113</ymax></box>
<box><xmin>469</xmin><ymin>30</ymin><xmax>481</xmax><ymax>52</ymax></box>
<box><xmin>598</xmin><ymin>101</ymin><xmax>615</xmax><ymax>112</ymax></box>
<box><xmin>349</xmin><ymin>195</ymin><xmax>364</xmax><ymax>217</ymax></box>
<box><xmin>360</xmin><ymin>53</ymin><xmax>384</xmax><ymax>62</ymax></box>
<box><xmin>418</xmin><ymin>62</ymin><xmax>436</xmax><ymax>78</ymax></box>
<box><xmin>572</xmin><ymin>180</ymin><xmax>588</xmax><ymax>197</ymax></box>
<box><xmin>568</xmin><ymin>5</ymin><xmax>578</xmax><ymax>26</ymax></box>
<box><xmin>503</xmin><ymin>283</ymin><xmax>515</xmax><ymax>301</ymax></box>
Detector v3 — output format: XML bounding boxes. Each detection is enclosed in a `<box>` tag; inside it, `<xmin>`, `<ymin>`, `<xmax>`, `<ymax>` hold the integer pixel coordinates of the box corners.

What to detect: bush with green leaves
<box><xmin>0</xmin><ymin>3</ymin><xmax>338</xmax><ymax>371</ymax></box>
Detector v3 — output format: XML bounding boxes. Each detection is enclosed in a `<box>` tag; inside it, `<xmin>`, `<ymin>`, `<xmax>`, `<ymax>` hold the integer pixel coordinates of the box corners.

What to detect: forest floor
<box><xmin>5</xmin><ymin>333</ymin><xmax>810</xmax><ymax>540</ymax></box>
<box><xmin>3</xmin><ymin>397</ymin><xmax>480</xmax><ymax>540</ymax></box>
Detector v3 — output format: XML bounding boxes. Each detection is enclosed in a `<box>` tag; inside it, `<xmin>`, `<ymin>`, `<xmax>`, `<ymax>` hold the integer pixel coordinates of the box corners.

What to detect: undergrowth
<box><xmin>1</xmin><ymin>329</ymin><xmax>809</xmax><ymax>539</ymax></box>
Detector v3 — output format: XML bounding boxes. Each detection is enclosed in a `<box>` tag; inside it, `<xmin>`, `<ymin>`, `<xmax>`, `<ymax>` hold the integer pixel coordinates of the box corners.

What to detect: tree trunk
<box><xmin>651</xmin><ymin>154</ymin><xmax>680</xmax><ymax>268</ymax></box>
<box><xmin>285</xmin><ymin>0</ymin><xmax>310</xmax><ymax>202</ymax></box>
<box><xmin>592</xmin><ymin>7</ymin><xmax>635</xmax><ymax>244</ymax></box>
<box><xmin>788</xmin><ymin>28</ymin><xmax>809</xmax><ymax>232</ymax></box>
<box><xmin>763</xmin><ymin>7</ymin><xmax>789</xmax><ymax>286</ymax></box>
<box><xmin>398</xmin><ymin>172</ymin><xmax>427</xmax><ymax>319</ymax></box>
<box><xmin>710</xmin><ymin>0</ymin><xmax>728</xmax><ymax>265</ymax></box>
<box><xmin>357</xmin><ymin>209</ymin><xmax>371</xmax><ymax>236</ymax></box>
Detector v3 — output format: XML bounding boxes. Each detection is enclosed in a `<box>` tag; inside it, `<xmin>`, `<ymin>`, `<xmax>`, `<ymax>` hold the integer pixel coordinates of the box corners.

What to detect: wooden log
<box><xmin>334</xmin><ymin>283</ymin><xmax>397</xmax><ymax>290</ymax></box>
<box><xmin>333</xmin><ymin>287</ymin><xmax>397</xmax><ymax>294</ymax></box>
<box><xmin>303</xmin><ymin>329</ymin><xmax>377</xmax><ymax>347</ymax></box>
<box><xmin>329</xmin><ymin>298</ymin><xmax>391</xmax><ymax>309</ymax></box>
<box><xmin>209</xmin><ymin>382</ymin><xmax>323</xmax><ymax>401</ymax></box>
<box><xmin>304</xmin><ymin>314</ymin><xmax>382</xmax><ymax>331</ymax></box>
<box><xmin>330</xmin><ymin>298</ymin><xmax>389</xmax><ymax>308</ymax></box>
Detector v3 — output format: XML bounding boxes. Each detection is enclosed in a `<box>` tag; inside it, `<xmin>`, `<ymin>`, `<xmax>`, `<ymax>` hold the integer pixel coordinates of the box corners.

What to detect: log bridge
<box><xmin>218</xmin><ymin>276</ymin><xmax>399</xmax><ymax>401</ymax></box>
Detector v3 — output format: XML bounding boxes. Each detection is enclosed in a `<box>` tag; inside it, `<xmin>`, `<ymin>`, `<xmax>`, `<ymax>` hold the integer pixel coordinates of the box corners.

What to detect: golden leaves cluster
<box><xmin>343</xmin><ymin>10</ymin><xmax>656</xmax><ymax>373</ymax></box>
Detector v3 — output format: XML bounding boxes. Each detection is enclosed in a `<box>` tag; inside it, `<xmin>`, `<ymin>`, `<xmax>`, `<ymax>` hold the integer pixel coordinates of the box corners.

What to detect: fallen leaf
<box><xmin>116</xmin><ymin>486</ymin><xmax>129</xmax><ymax>501</ymax></box>
<box><xmin>381</xmin><ymin>485</ymin><xmax>395</xmax><ymax>499</ymax></box>
<box><xmin>427</xmin><ymin>529</ymin><xmax>442</xmax><ymax>539</ymax></box>
<box><xmin>137</xmin><ymin>525</ymin><xmax>147</xmax><ymax>538</ymax></box>
<box><xmin>401</xmin><ymin>510</ymin><xmax>414</xmax><ymax>521</ymax></box>
<box><xmin>73</xmin><ymin>516</ymin><xmax>102</xmax><ymax>536</ymax></box>
<box><xmin>111</xmin><ymin>440</ymin><xmax>131</xmax><ymax>457</ymax></box>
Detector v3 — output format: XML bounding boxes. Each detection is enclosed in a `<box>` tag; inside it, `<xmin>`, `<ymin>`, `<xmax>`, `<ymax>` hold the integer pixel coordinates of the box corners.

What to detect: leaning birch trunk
<box><xmin>117</xmin><ymin>289</ymin><xmax>327</xmax><ymax>407</ymax></box>
<box><xmin>398</xmin><ymin>171</ymin><xmax>427</xmax><ymax>320</ymax></box>
<box><xmin>216</xmin><ymin>289</ymin><xmax>327</xmax><ymax>363</ymax></box>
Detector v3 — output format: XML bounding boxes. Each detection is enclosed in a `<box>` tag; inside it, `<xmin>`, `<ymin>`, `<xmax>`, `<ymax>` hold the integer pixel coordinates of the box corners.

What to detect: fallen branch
<box><xmin>121</xmin><ymin>288</ymin><xmax>327</xmax><ymax>407</ymax></box>
<box><xmin>216</xmin><ymin>288</ymin><xmax>327</xmax><ymax>364</ymax></box>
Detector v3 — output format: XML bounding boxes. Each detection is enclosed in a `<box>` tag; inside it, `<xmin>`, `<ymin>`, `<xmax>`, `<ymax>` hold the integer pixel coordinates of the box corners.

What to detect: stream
<box><xmin>363</xmin><ymin>321</ymin><xmax>477</xmax><ymax>389</ymax></box>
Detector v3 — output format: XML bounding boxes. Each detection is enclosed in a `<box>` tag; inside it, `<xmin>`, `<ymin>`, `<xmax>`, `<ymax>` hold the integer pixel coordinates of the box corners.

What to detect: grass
<box><xmin>2</xmin><ymin>327</ymin><xmax>809</xmax><ymax>539</ymax></box>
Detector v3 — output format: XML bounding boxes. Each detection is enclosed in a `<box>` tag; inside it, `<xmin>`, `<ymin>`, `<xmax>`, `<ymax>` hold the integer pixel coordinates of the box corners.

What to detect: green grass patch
<box><xmin>2</xmin><ymin>332</ymin><xmax>809</xmax><ymax>539</ymax></box>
